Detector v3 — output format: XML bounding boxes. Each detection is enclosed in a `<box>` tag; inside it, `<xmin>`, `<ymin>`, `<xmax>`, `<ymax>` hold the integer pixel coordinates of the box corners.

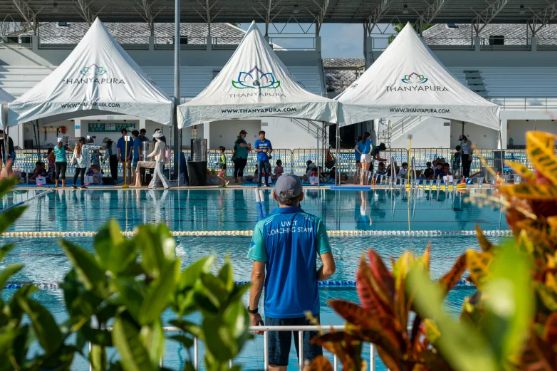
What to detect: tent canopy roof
<box><xmin>0</xmin><ymin>88</ymin><xmax>14</xmax><ymax>105</ymax></box>
<box><xmin>8</xmin><ymin>18</ymin><xmax>173</xmax><ymax>127</ymax></box>
<box><xmin>178</xmin><ymin>22</ymin><xmax>337</xmax><ymax>128</ymax></box>
<box><xmin>337</xmin><ymin>23</ymin><xmax>500</xmax><ymax>130</ymax></box>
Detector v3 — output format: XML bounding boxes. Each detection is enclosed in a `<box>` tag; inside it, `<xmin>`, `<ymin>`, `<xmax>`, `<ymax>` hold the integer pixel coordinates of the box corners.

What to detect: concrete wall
<box><xmin>208</xmin><ymin>120</ymin><xmax>261</xmax><ymax>149</ymax></box>
<box><xmin>205</xmin><ymin>117</ymin><xmax>319</xmax><ymax>149</ymax></box>
<box><xmin>371</xmin><ymin>49</ymin><xmax>557</xmax><ymax>69</ymax></box>
<box><xmin>391</xmin><ymin>117</ymin><xmax>450</xmax><ymax>148</ymax></box>
<box><xmin>508</xmin><ymin>120</ymin><xmax>557</xmax><ymax>146</ymax></box>
<box><xmin>450</xmin><ymin>121</ymin><xmax>498</xmax><ymax>149</ymax></box>
<box><xmin>22</xmin><ymin>120</ymin><xmax>75</xmax><ymax>148</ymax></box>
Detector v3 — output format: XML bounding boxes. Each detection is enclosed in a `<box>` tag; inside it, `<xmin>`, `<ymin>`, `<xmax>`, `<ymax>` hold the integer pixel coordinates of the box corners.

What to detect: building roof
<box><xmin>20</xmin><ymin>22</ymin><xmax>245</xmax><ymax>45</ymax></box>
<box><xmin>0</xmin><ymin>0</ymin><xmax>554</xmax><ymax>24</ymax></box>
<box><xmin>423</xmin><ymin>23</ymin><xmax>557</xmax><ymax>45</ymax></box>
<box><xmin>323</xmin><ymin>58</ymin><xmax>364</xmax><ymax>68</ymax></box>
<box><xmin>323</xmin><ymin>58</ymin><xmax>364</xmax><ymax>94</ymax></box>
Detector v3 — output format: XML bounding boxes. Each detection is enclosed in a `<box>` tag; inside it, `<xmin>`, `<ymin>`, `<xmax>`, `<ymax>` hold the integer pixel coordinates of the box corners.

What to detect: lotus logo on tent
<box><xmin>232</xmin><ymin>66</ymin><xmax>280</xmax><ymax>89</ymax></box>
<box><xmin>401</xmin><ymin>72</ymin><xmax>428</xmax><ymax>84</ymax></box>
<box><xmin>80</xmin><ymin>64</ymin><xmax>107</xmax><ymax>76</ymax></box>
<box><xmin>64</xmin><ymin>64</ymin><xmax>124</xmax><ymax>85</ymax></box>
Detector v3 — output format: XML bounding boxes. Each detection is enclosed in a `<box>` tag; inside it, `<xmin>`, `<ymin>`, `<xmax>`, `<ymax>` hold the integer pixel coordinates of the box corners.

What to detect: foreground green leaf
<box><xmin>407</xmin><ymin>266</ymin><xmax>499</xmax><ymax>371</ymax></box>
<box><xmin>112</xmin><ymin>314</ymin><xmax>155</xmax><ymax>371</ymax></box>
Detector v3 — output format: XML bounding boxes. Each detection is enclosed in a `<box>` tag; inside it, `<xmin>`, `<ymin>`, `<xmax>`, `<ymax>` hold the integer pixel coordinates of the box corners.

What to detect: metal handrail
<box><xmin>87</xmin><ymin>325</ymin><xmax>376</xmax><ymax>371</ymax></box>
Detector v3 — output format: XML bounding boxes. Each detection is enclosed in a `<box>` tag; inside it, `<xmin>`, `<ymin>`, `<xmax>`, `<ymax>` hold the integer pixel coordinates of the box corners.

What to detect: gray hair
<box><xmin>278</xmin><ymin>190</ymin><xmax>301</xmax><ymax>206</ymax></box>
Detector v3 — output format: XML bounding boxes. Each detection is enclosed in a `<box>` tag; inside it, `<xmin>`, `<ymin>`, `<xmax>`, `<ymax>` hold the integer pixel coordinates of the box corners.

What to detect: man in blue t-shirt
<box><xmin>247</xmin><ymin>174</ymin><xmax>336</xmax><ymax>369</ymax></box>
<box><xmin>253</xmin><ymin>130</ymin><xmax>273</xmax><ymax>187</ymax></box>
<box><xmin>131</xmin><ymin>130</ymin><xmax>147</xmax><ymax>184</ymax></box>
<box><xmin>117</xmin><ymin>128</ymin><xmax>133</xmax><ymax>183</ymax></box>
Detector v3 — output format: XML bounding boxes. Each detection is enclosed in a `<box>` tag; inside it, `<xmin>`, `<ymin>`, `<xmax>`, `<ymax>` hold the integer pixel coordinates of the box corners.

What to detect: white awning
<box><xmin>178</xmin><ymin>21</ymin><xmax>338</xmax><ymax>128</ymax></box>
<box><xmin>8</xmin><ymin>18</ymin><xmax>173</xmax><ymax>127</ymax></box>
<box><xmin>337</xmin><ymin>23</ymin><xmax>500</xmax><ymax>130</ymax></box>
<box><xmin>0</xmin><ymin>87</ymin><xmax>14</xmax><ymax>130</ymax></box>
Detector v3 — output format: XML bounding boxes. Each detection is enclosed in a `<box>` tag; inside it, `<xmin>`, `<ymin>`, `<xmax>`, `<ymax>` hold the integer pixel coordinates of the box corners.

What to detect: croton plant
<box><xmin>309</xmin><ymin>131</ymin><xmax>557</xmax><ymax>371</ymax></box>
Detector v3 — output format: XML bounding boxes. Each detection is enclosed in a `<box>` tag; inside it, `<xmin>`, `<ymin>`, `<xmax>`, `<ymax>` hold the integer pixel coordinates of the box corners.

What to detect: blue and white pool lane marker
<box><xmin>254</xmin><ymin>189</ymin><xmax>267</xmax><ymax>221</ymax></box>
<box><xmin>1</xmin><ymin>230</ymin><xmax>513</xmax><ymax>238</ymax></box>
<box><xmin>4</xmin><ymin>279</ymin><xmax>475</xmax><ymax>290</ymax></box>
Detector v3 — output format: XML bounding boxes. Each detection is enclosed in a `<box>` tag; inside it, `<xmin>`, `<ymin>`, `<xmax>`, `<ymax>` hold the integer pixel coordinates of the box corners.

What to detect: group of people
<box><xmin>23</xmin><ymin>128</ymin><xmax>171</xmax><ymax>189</ymax></box>
<box><xmin>356</xmin><ymin>133</ymin><xmax>474</xmax><ymax>184</ymax></box>
<box><xmin>220</xmin><ymin>130</ymin><xmax>275</xmax><ymax>187</ymax></box>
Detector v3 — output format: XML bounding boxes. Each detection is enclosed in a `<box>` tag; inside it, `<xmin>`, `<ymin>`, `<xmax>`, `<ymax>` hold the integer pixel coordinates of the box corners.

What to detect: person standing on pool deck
<box><xmin>254</xmin><ymin>131</ymin><xmax>273</xmax><ymax>187</ymax></box>
<box><xmin>131</xmin><ymin>130</ymin><xmax>147</xmax><ymax>185</ymax></box>
<box><xmin>71</xmin><ymin>137</ymin><xmax>102</xmax><ymax>189</ymax></box>
<box><xmin>54</xmin><ymin>138</ymin><xmax>69</xmax><ymax>188</ymax></box>
<box><xmin>248</xmin><ymin>174</ymin><xmax>336</xmax><ymax>370</ymax></box>
<box><xmin>233</xmin><ymin>130</ymin><xmax>249</xmax><ymax>184</ymax></box>
<box><xmin>117</xmin><ymin>128</ymin><xmax>133</xmax><ymax>184</ymax></box>
<box><xmin>147</xmin><ymin>131</ymin><xmax>171</xmax><ymax>189</ymax></box>
<box><xmin>459</xmin><ymin>135</ymin><xmax>473</xmax><ymax>178</ymax></box>
<box><xmin>353</xmin><ymin>136</ymin><xmax>361</xmax><ymax>184</ymax></box>
<box><xmin>359</xmin><ymin>132</ymin><xmax>373</xmax><ymax>185</ymax></box>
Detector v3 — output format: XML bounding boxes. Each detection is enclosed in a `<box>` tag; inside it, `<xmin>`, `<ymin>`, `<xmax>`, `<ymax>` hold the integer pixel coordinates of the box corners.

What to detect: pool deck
<box><xmin>15</xmin><ymin>183</ymin><xmax>486</xmax><ymax>191</ymax></box>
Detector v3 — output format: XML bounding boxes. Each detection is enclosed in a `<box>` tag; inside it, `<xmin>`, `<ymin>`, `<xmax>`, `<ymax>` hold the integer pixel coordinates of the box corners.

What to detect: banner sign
<box><xmin>88</xmin><ymin>123</ymin><xmax>136</xmax><ymax>132</ymax></box>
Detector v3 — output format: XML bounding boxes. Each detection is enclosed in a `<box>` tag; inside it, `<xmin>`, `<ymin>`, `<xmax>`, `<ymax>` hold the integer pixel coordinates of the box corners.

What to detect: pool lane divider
<box><xmin>4</xmin><ymin>279</ymin><xmax>475</xmax><ymax>291</ymax></box>
<box><xmin>0</xmin><ymin>189</ymin><xmax>53</xmax><ymax>214</ymax></box>
<box><xmin>1</xmin><ymin>230</ymin><xmax>513</xmax><ymax>238</ymax></box>
<box><xmin>254</xmin><ymin>189</ymin><xmax>267</xmax><ymax>220</ymax></box>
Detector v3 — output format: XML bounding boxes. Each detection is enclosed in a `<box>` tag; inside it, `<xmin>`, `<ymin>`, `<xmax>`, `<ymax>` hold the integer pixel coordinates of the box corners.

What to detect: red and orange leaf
<box><xmin>520</xmin><ymin>331</ymin><xmax>557</xmax><ymax>371</ymax></box>
<box><xmin>543</xmin><ymin>312</ymin><xmax>557</xmax><ymax>344</ymax></box>
<box><xmin>376</xmin><ymin>347</ymin><xmax>401</xmax><ymax>371</ymax></box>
<box><xmin>420</xmin><ymin>244</ymin><xmax>431</xmax><ymax>271</ymax></box>
<box><xmin>393</xmin><ymin>274</ymin><xmax>408</xmax><ymax>334</ymax></box>
<box><xmin>504</xmin><ymin>160</ymin><xmax>536</xmax><ymax>184</ymax></box>
<box><xmin>308</xmin><ymin>356</ymin><xmax>333</xmax><ymax>371</ymax></box>
<box><xmin>466</xmin><ymin>250</ymin><xmax>493</xmax><ymax>289</ymax></box>
<box><xmin>439</xmin><ymin>254</ymin><xmax>467</xmax><ymax>295</ymax></box>
<box><xmin>328</xmin><ymin>300</ymin><xmax>379</xmax><ymax>329</ymax></box>
<box><xmin>499</xmin><ymin>183</ymin><xmax>557</xmax><ymax>200</ymax></box>
<box><xmin>526</xmin><ymin>131</ymin><xmax>557</xmax><ymax>185</ymax></box>
<box><xmin>357</xmin><ymin>254</ymin><xmax>394</xmax><ymax>316</ymax></box>
<box><xmin>368</xmin><ymin>250</ymin><xmax>395</xmax><ymax>295</ymax></box>
<box><xmin>476</xmin><ymin>225</ymin><xmax>494</xmax><ymax>252</ymax></box>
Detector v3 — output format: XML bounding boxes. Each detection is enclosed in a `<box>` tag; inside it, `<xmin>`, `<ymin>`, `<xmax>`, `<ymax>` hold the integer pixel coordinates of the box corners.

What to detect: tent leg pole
<box><xmin>317</xmin><ymin>123</ymin><xmax>320</xmax><ymax>188</ymax></box>
<box><xmin>335</xmin><ymin>124</ymin><xmax>339</xmax><ymax>186</ymax></box>
<box><xmin>173</xmin><ymin>0</ymin><xmax>181</xmax><ymax>185</ymax></box>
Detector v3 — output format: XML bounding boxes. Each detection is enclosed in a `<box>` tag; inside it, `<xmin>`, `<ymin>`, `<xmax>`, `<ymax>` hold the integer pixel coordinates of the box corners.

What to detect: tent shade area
<box><xmin>0</xmin><ymin>88</ymin><xmax>14</xmax><ymax>130</ymax></box>
<box><xmin>177</xmin><ymin>22</ymin><xmax>338</xmax><ymax>128</ymax></box>
<box><xmin>8</xmin><ymin>18</ymin><xmax>173</xmax><ymax>127</ymax></box>
<box><xmin>337</xmin><ymin>23</ymin><xmax>500</xmax><ymax>131</ymax></box>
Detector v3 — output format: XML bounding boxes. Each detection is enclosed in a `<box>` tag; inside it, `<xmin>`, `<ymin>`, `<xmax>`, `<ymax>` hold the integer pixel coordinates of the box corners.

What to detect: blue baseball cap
<box><xmin>274</xmin><ymin>174</ymin><xmax>303</xmax><ymax>197</ymax></box>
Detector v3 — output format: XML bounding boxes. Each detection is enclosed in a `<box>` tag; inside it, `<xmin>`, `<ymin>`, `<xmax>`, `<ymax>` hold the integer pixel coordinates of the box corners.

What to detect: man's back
<box><xmin>248</xmin><ymin>206</ymin><xmax>330</xmax><ymax>318</ymax></box>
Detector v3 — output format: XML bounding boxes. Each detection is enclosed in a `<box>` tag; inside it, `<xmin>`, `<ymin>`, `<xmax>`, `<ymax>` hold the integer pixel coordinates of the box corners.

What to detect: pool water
<box><xmin>2</xmin><ymin>189</ymin><xmax>508</xmax><ymax>370</ymax></box>
<box><xmin>9</xmin><ymin>188</ymin><xmax>507</xmax><ymax>232</ymax></box>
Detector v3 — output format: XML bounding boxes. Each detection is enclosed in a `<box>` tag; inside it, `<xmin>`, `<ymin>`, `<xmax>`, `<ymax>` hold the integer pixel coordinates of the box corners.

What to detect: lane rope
<box><xmin>0</xmin><ymin>189</ymin><xmax>53</xmax><ymax>214</ymax></box>
<box><xmin>1</xmin><ymin>230</ymin><xmax>512</xmax><ymax>238</ymax></box>
<box><xmin>4</xmin><ymin>279</ymin><xmax>475</xmax><ymax>290</ymax></box>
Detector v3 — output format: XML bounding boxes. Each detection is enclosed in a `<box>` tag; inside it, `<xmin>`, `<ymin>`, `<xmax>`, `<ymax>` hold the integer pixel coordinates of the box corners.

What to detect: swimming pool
<box><xmin>2</xmin><ymin>189</ymin><xmax>508</xmax><ymax>370</ymax></box>
<box><xmin>7</xmin><ymin>188</ymin><xmax>507</xmax><ymax>232</ymax></box>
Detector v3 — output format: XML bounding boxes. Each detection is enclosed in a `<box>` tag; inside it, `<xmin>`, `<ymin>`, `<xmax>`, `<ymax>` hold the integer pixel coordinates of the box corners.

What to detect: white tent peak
<box><xmin>8</xmin><ymin>18</ymin><xmax>172</xmax><ymax>127</ymax></box>
<box><xmin>337</xmin><ymin>22</ymin><xmax>499</xmax><ymax>130</ymax></box>
<box><xmin>178</xmin><ymin>21</ymin><xmax>337</xmax><ymax>128</ymax></box>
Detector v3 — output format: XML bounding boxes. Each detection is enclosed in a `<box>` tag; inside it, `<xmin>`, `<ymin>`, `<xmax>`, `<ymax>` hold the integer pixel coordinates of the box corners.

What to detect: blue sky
<box><xmin>239</xmin><ymin>23</ymin><xmax>365</xmax><ymax>58</ymax></box>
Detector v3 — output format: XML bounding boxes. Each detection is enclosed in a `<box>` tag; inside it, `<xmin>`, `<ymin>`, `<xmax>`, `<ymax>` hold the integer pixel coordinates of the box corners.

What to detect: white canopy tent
<box><xmin>8</xmin><ymin>18</ymin><xmax>173</xmax><ymax>127</ymax></box>
<box><xmin>0</xmin><ymin>87</ymin><xmax>14</xmax><ymax>130</ymax></box>
<box><xmin>337</xmin><ymin>23</ymin><xmax>500</xmax><ymax>130</ymax></box>
<box><xmin>177</xmin><ymin>21</ymin><xmax>338</xmax><ymax>128</ymax></box>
